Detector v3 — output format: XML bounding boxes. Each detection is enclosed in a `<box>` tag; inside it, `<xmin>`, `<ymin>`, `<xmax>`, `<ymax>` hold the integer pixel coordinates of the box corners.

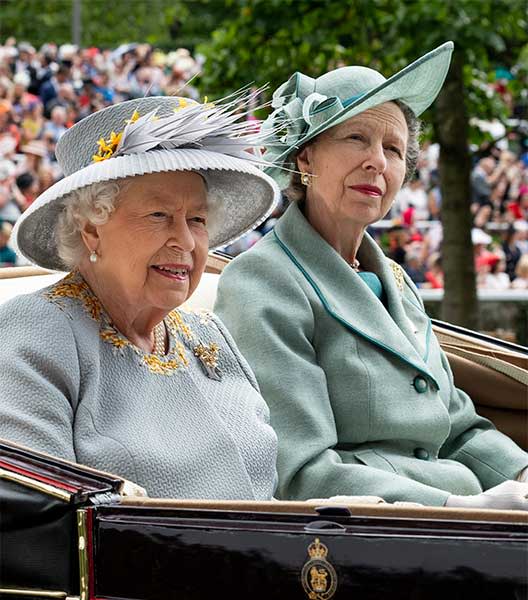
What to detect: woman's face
<box><xmin>88</xmin><ymin>171</ymin><xmax>209</xmax><ymax>312</ymax></box>
<box><xmin>299</xmin><ymin>102</ymin><xmax>408</xmax><ymax>228</ymax></box>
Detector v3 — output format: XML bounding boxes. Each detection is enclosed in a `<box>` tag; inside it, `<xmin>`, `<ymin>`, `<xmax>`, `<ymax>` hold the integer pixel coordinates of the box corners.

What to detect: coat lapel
<box><xmin>274</xmin><ymin>203</ymin><xmax>437</xmax><ymax>386</ymax></box>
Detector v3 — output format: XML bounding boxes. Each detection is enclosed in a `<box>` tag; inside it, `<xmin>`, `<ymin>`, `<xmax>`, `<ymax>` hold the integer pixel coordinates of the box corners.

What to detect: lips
<box><xmin>349</xmin><ymin>184</ymin><xmax>383</xmax><ymax>196</ymax></box>
<box><xmin>151</xmin><ymin>264</ymin><xmax>190</xmax><ymax>281</ymax></box>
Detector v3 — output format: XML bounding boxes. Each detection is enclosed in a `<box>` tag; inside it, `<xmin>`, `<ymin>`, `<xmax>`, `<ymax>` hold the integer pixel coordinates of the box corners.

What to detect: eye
<box><xmin>346</xmin><ymin>133</ymin><xmax>364</xmax><ymax>142</ymax></box>
<box><xmin>149</xmin><ymin>211</ymin><xmax>168</xmax><ymax>219</ymax></box>
<box><xmin>386</xmin><ymin>145</ymin><xmax>404</xmax><ymax>158</ymax></box>
<box><xmin>189</xmin><ymin>216</ymin><xmax>207</xmax><ymax>225</ymax></box>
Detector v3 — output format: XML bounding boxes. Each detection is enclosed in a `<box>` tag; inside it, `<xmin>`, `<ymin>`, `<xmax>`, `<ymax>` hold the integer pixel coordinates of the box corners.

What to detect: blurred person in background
<box><xmin>40</xmin><ymin>64</ymin><xmax>71</xmax><ymax>116</ymax></box>
<box><xmin>0</xmin><ymin>220</ymin><xmax>16</xmax><ymax>266</ymax></box>
<box><xmin>42</xmin><ymin>105</ymin><xmax>67</xmax><ymax>142</ymax></box>
<box><xmin>0</xmin><ymin>159</ymin><xmax>22</xmax><ymax>223</ymax></box>
<box><xmin>20</xmin><ymin>100</ymin><xmax>44</xmax><ymax>143</ymax></box>
<box><xmin>0</xmin><ymin>100</ymin><xmax>20</xmax><ymax>148</ymax></box>
<box><xmin>403</xmin><ymin>245</ymin><xmax>427</xmax><ymax>286</ymax></box>
<box><xmin>501</xmin><ymin>225</ymin><xmax>523</xmax><ymax>281</ymax></box>
<box><xmin>424</xmin><ymin>252</ymin><xmax>444</xmax><ymax>289</ymax></box>
<box><xmin>394</xmin><ymin>172</ymin><xmax>428</xmax><ymax>222</ymax></box>
<box><xmin>14</xmin><ymin>172</ymin><xmax>39</xmax><ymax>209</ymax></box>
<box><xmin>386</xmin><ymin>225</ymin><xmax>408</xmax><ymax>265</ymax></box>
<box><xmin>19</xmin><ymin>139</ymin><xmax>48</xmax><ymax>177</ymax></box>
<box><xmin>477</xmin><ymin>254</ymin><xmax>510</xmax><ymax>290</ymax></box>
<box><xmin>511</xmin><ymin>255</ymin><xmax>528</xmax><ymax>289</ymax></box>
<box><xmin>45</xmin><ymin>82</ymin><xmax>77</xmax><ymax>116</ymax></box>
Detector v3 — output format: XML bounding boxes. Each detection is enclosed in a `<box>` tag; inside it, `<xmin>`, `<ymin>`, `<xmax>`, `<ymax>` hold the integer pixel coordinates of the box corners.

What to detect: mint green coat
<box><xmin>215</xmin><ymin>202</ymin><xmax>528</xmax><ymax>506</ymax></box>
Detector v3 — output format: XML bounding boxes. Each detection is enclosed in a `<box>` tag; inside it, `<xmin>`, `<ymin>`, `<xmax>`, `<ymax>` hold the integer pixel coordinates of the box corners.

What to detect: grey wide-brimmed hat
<box><xmin>262</xmin><ymin>42</ymin><xmax>454</xmax><ymax>186</ymax></box>
<box><xmin>13</xmin><ymin>94</ymin><xmax>280</xmax><ymax>270</ymax></box>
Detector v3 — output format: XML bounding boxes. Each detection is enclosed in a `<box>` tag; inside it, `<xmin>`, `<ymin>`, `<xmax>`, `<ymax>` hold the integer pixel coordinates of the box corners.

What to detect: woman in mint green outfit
<box><xmin>215</xmin><ymin>43</ymin><xmax>528</xmax><ymax>509</ymax></box>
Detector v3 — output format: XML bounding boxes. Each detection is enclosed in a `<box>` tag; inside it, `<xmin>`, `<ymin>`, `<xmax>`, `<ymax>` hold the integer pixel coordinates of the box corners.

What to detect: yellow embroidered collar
<box><xmin>44</xmin><ymin>272</ymin><xmax>220</xmax><ymax>377</ymax></box>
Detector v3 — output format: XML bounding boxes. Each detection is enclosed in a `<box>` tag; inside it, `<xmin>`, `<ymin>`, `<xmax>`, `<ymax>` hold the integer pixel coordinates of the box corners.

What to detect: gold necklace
<box><xmin>152</xmin><ymin>321</ymin><xmax>166</xmax><ymax>356</ymax></box>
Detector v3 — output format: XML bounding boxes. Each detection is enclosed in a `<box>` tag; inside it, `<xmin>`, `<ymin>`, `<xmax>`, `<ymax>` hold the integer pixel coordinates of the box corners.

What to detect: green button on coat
<box><xmin>414</xmin><ymin>448</ymin><xmax>430</xmax><ymax>460</ymax></box>
<box><xmin>413</xmin><ymin>375</ymin><xmax>428</xmax><ymax>393</ymax></box>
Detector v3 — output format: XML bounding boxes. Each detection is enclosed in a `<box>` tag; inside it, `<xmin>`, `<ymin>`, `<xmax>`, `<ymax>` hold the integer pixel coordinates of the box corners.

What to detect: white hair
<box><xmin>55</xmin><ymin>179</ymin><xmax>124</xmax><ymax>269</ymax></box>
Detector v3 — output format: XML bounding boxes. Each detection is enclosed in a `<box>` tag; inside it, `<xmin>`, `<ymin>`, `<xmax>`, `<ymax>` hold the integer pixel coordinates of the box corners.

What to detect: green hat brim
<box><xmin>265</xmin><ymin>42</ymin><xmax>454</xmax><ymax>185</ymax></box>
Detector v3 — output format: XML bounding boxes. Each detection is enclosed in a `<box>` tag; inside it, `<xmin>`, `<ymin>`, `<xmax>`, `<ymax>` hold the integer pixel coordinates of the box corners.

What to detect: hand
<box><xmin>445</xmin><ymin>481</ymin><xmax>528</xmax><ymax>511</ymax></box>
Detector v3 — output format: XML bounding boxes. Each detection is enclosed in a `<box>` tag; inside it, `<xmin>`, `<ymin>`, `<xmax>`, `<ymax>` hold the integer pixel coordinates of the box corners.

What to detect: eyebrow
<box><xmin>146</xmin><ymin>194</ymin><xmax>208</xmax><ymax>210</ymax></box>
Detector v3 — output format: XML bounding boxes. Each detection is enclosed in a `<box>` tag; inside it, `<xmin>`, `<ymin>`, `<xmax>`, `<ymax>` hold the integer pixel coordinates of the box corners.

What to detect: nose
<box><xmin>166</xmin><ymin>218</ymin><xmax>195</xmax><ymax>253</ymax></box>
<box><xmin>361</xmin><ymin>141</ymin><xmax>387</xmax><ymax>174</ymax></box>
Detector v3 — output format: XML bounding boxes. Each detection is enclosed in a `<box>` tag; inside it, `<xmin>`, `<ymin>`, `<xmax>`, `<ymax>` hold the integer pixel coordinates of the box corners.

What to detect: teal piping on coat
<box><xmin>273</xmin><ymin>229</ymin><xmax>440</xmax><ymax>389</ymax></box>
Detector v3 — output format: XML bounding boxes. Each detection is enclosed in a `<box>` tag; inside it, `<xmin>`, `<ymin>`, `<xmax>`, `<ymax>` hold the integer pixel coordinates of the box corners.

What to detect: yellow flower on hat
<box><xmin>126</xmin><ymin>109</ymin><xmax>140</xmax><ymax>124</ymax></box>
<box><xmin>92</xmin><ymin>129</ymin><xmax>123</xmax><ymax>162</ymax></box>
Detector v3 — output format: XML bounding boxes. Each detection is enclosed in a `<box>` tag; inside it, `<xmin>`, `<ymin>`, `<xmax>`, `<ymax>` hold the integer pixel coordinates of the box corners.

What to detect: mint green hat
<box><xmin>262</xmin><ymin>41</ymin><xmax>454</xmax><ymax>185</ymax></box>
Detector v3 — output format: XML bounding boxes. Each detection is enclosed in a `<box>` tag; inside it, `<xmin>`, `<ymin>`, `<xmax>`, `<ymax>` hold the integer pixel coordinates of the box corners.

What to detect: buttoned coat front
<box><xmin>215</xmin><ymin>202</ymin><xmax>528</xmax><ymax>506</ymax></box>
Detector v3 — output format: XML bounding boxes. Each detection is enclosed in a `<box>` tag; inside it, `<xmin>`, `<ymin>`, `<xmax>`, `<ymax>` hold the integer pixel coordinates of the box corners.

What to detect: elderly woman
<box><xmin>0</xmin><ymin>95</ymin><xmax>279</xmax><ymax>500</ymax></box>
<box><xmin>215</xmin><ymin>43</ymin><xmax>528</xmax><ymax>510</ymax></box>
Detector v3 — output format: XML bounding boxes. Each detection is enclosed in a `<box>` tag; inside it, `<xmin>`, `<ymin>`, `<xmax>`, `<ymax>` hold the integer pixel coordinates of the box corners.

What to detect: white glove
<box><xmin>308</xmin><ymin>495</ymin><xmax>386</xmax><ymax>505</ymax></box>
<box><xmin>445</xmin><ymin>480</ymin><xmax>528</xmax><ymax>511</ymax></box>
<box><xmin>516</xmin><ymin>466</ymin><xmax>528</xmax><ymax>482</ymax></box>
<box><xmin>120</xmin><ymin>479</ymin><xmax>148</xmax><ymax>497</ymax></box>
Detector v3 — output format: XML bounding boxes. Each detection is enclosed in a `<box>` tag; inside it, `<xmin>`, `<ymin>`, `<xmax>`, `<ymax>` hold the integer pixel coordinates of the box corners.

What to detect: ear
<box><xmin>296</xmin><ymin>145</ymin><xmax>313</xmax><ymax>173</ymax></box>
<box><xmin>79</xmin><ymin>220</ymin><xmax>100</xmax><ymax>254</ymax></box>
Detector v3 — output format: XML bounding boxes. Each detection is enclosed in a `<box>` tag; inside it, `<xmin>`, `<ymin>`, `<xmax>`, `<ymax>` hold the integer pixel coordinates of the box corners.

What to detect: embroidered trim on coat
<box><xmin>43</xmin><ymin>272</ymin><xmax>216</xmax><ymax>376</ymax></box>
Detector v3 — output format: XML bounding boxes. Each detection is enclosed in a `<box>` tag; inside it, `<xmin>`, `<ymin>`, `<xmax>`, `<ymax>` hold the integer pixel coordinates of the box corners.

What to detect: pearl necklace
<box><xmin>152</xmin><ymin>321</ymin><xmax>166</xmax><ymax>356</ymax></box>
<box><xmin>349</xmin><ymin>258</ymin><xmax>360</xmax><ymax>272</ymax></box>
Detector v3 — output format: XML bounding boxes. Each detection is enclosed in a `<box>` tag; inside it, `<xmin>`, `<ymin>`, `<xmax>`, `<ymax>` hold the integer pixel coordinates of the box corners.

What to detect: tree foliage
<box><xmin>198</xmin><ymin>0</ymin><xmax>527</xmax><ymax>141</ymax></box>
<box><xmin>0</xmin><ymin>0</ymin><xmax>186</xmax><ymax>48</ymax></box>
<box><xmin>1</xmin><ymin>0</ymin><xmax>526</xmax><ymax>327</ymax></box>
<box><xmin>197</xmin><ymin>0</ymin><xmax>527</xmax><ymax>328</ymax></box>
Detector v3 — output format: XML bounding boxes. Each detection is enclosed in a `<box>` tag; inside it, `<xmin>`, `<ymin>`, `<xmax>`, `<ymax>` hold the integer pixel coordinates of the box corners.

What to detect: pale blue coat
<box><xmin>0</xmin><ymin>273</ymin><xmax>277</xmax><ymax>500</ymax></box>
<box><xmin>215</xmin><ymin>202</ymin><xmax>528</xmax><ymax>506</ymax></box>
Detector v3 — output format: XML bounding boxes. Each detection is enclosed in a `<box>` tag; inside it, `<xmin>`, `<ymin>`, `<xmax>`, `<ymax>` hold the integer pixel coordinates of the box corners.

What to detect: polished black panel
<box><xmin>0</xmin><ymin>479</ymin><xmax>78</xmax><ymax>592</ymax></box>
<box><xmin>94</xmin><ymin>507</ymin><xmax>528</xmax><ymax>600</ymax></box>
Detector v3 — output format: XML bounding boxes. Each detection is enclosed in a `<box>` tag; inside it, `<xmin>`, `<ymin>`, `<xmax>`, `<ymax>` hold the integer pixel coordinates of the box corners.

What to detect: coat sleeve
<box><xmin>215</xmin><ymin>251</ymin><xmax>453</xmax><ymax>506</ymax></box>
<box><xmin>401</xmin><ymin>273</ymin><xmax>528</xmax><ymax>487</ymax></box>
<box><xmin>0</xmin><ymin>294</ymin><xmax>80</xmax><ymax>461</ymax></box>
<box><xmin>437</xmin><ymin>349</ymin><xmax>528</xmax><ymax>488</ymax></box>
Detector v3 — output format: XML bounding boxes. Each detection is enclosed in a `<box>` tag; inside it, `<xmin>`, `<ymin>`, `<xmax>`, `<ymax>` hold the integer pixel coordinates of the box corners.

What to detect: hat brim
<box><xmin>267</xmin><ymin>42</ymin><xmax>454</xmax><ymax>178</ymax></box>
<box><xmin>13</xmin><ymin>148</ymin><xmax>279</xmax><ymax>271</ymax></box>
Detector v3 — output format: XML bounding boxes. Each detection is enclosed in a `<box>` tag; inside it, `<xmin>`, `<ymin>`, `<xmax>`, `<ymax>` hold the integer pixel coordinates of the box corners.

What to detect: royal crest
<box><xmin>301</xmin><ymin>538</ymin><xmax>338</xmax><ymax>600</ymax></box>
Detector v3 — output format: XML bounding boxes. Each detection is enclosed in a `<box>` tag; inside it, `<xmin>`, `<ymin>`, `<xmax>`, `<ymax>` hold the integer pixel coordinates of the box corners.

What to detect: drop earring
<box><xmin>89</xmin><ymin>250</ymin><xmax>98</xmax><ymax>263</ymax></box>
<box><xmin>300</xmin><ymin>171</ymin><xmax>312</xmax><ymax>186</ymax></box>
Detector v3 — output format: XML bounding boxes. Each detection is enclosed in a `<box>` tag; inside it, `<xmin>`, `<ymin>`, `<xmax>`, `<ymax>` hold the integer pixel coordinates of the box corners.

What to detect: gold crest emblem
<box><xmin>301</xmin><ymin>538</ymin><xmax>338</xmax><ymax>600</ymax></box>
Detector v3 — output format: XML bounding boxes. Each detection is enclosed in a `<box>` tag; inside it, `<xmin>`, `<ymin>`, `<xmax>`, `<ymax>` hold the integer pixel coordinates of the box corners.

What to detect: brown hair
<box><xmin>285</xmin><ymin>100</ymin><xmax>420</xmax><ymax>203</ymax></box>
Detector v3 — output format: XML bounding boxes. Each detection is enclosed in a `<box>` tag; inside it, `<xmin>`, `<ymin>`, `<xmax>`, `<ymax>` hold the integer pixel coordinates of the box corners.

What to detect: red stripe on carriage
<box><xmin>0</xmin><ymin>459</ymin><xmax>78</xmax><ymax>493</ymax></box>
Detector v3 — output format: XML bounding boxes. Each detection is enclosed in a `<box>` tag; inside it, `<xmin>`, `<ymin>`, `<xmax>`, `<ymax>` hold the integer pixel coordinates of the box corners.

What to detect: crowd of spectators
<box><xmin>380</xmin><ymin>137</ymin><xmax>528</xmax><ymax>291</ymax></box>
<box><xmin>0</xmin><ymin>37</ymin><xmax>526</xmax><ymax>293</ymax></box>
<box><xmin>0</xmin><ymin>38</ymin><xmax>202</xmax><ymax>266</ymax></box>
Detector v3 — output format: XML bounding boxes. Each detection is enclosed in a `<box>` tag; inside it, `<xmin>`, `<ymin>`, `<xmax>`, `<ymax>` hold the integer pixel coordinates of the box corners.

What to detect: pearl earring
<box><xmin>300</xmin><ymin>172</ymin><xmax>312</xmax><ymax>186</ymax></box>
<box><xmin>89</xmin><ymin>251</ymin><xmax>98</xmax><ymax>263</ymax></box>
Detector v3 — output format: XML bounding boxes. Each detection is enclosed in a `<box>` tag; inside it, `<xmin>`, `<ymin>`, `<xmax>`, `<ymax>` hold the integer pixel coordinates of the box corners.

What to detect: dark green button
<box><xmin>413</xmin><ymin>375</ymin><xmax>428</xmax><ymax>393</ymax></box>
<box><xmin>414</xmin><ymin>447</ymin><xmax>430</xmax><ymax>460</ymax></box>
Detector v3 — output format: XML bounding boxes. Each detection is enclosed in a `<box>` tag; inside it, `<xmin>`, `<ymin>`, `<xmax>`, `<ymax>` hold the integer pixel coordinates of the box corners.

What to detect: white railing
<box><xmin>419</xmin><ymin>289</ymin><xmax>528</xmax><ymax>302</ymax></box>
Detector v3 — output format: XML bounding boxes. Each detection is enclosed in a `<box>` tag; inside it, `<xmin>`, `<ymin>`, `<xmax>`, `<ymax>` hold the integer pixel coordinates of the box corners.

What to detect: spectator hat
<box><xmin>13</xmin><ymin>72</ymin><xmax>30</xmax><ymax>88</ymax></box>
<box><xmin>21</xmin><ymin>140</ymin><xmax>47</xmax><ymax>158</ymax></box>
<box><xmin>476</xmin><ymin>253</ymin><xmax>500</xmax><ymax>269</ymax></box>
<box><xmin>471</xmin><ymin>228</ymin><xmax>492</xmax><ymax>245</ymax></box>
<box><xmin>13</xmin><ymin>94</ymin><xmax>279</xmax><ymax>270</ymax></box>
<box><xmin>262</xmin><ymin>42</ymin><xmax>453</xmax><ymax>185</ymax></box>
<box><xmin>0</xmin><ymin>159</ymin><xmax>15</xmax><ymax>181</ymax></box>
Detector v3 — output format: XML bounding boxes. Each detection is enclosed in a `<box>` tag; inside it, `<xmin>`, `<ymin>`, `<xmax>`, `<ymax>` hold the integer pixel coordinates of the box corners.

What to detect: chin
<box><xmin>345</xmin><ymin>207</ymin><xmax>382</xmax><ymax>225</ymax></box>
<box><xmin>153</xmin><ymin>290</ymin><xmax>190</xmax><ymax>311</ymax></box>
